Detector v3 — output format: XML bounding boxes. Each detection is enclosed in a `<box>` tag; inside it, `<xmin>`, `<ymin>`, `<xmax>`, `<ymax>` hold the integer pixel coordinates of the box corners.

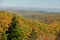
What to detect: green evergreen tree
<box><xmin>55</xmin><ymin>31</ymin><xmax>60</xmax><ymax>40</ymax></box>
<box><xmin>6</xmin><ymin>16</ymin><xmax>21</xmax><ymax>40</ymax></box>
<box><xmin>28</xmin><ymin>28</ymin><xmax>37</xmax><ymax>40</ymax></box>
<box><xmin>16</xmin><ymin>25</ymin><xmax>24</xmax><ymax>40</ymax></box>
<box><xmin>2</xmin><ymin>25</ymin><xmax>8</xmax><ymax>40</ymax></box>
<box><xmin>2</xmin><ymin>32</ymin><xmax>7</xmax><ymax>40</ymax></box>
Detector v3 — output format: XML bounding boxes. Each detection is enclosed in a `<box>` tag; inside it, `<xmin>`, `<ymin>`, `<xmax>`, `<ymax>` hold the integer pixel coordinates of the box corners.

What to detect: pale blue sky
<box><xmin>0</xmin><ymin>0</ymin><xmax>60</xmax><ymax>8</ymax></box>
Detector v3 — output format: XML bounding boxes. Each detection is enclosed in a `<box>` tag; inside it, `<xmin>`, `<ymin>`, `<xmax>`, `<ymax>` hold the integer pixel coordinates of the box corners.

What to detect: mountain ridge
<box><xmin>0</xmin><ymin>7</ymin><xmax>60</xmax><ymax>12</ymax></box>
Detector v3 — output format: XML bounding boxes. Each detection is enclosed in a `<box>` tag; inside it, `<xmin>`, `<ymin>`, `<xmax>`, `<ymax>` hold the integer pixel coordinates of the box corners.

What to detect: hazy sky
<box><xmin>0</xmin><ymin>0</ymin><xmax>60</xmax><ymax>8</ymax></box>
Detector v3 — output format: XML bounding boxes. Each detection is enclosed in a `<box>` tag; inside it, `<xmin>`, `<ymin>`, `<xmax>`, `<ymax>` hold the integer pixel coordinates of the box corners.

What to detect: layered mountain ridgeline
<box><xmin>0</xmin><ymin>11</ymin><xmax>60</xmax><ymax>40</ymax></box>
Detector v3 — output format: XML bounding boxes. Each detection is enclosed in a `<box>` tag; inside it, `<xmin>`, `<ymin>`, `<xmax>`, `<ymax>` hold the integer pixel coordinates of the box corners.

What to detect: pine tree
<box><xmin>2</xmin><ymin>32</ymin><xmax>7</xmax><ymax>40</ymax></box>
<box><xmin>28</xmin><ymin>28</ymin><xmax>37</xmax><ymax>40</ymax></box>
<box><xmin>55</xmin><ymin>31</ymin><xmax>60</xmax><ymax>40</ymax></box>
<box><xmin>16</xmin><ymin>25</ymin><xmax>24</xmax><ymax>40</ymax></box>
<box><xmin>6</xmin><ymin>16</ymin><xmax>21</xmax><ymax>40</ymax></box>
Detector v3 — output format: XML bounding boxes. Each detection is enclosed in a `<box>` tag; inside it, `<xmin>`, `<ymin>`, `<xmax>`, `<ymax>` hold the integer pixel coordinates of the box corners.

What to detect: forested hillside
<box><xmin>0</xmin><ymin>11</ymin><xmax>60</xmax><ymax>40</ymax></box>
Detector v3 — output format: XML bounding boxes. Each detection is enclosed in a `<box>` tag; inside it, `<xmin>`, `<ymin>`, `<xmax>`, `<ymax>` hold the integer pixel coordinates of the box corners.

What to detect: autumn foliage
<box><xmin>0</xmin><ymin>11</ymin><xmax>60</xmax><ymax>40</ymax></box>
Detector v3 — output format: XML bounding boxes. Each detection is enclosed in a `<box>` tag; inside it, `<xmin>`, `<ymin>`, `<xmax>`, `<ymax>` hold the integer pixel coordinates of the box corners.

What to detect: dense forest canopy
<box><xmin>0</xmin><ymin>11</ymin><xmax>60</xmax><ymax>40</ymax></box>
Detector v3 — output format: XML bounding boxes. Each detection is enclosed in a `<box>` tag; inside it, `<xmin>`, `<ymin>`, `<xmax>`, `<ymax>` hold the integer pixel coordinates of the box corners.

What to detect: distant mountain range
<box><xmin>0</xmin><ymin>7</ymin><xmax>60</xmax><ymax>12</ymax></box>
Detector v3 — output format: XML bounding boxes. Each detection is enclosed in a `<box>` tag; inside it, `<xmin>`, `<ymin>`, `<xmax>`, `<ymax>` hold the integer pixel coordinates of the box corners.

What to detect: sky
<box><xmin>0</xmin><ymin>0</ymin><xmax>60</xmax><ymax>8</ymax></box>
